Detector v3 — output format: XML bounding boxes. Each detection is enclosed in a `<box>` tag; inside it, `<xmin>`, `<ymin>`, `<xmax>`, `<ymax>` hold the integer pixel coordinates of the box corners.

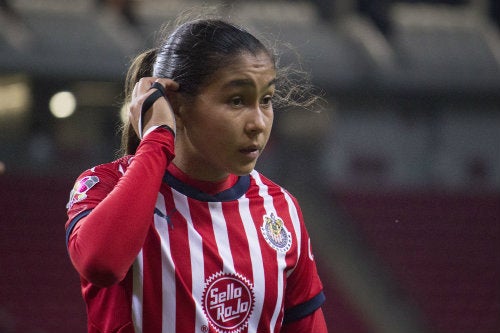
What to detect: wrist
<box><xmin>143</xmin><ymin>124</ymin><xmax>175</xmax><ymax>138</ymax></box>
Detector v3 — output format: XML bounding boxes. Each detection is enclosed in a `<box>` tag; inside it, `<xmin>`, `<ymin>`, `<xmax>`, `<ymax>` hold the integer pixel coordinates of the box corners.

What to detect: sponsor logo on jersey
<box><xmin>66</xmin><ymin>175</ymin><xmax>99</xmax><ymax>209</ymax></box>
<box><xmin>201</xmin><ymin>272</ymin><xmax>255</xmax><ymax>333</ymax></box>
<box><xmin>260</xmin><ymin>213</ymin><xmax>292</xmax><ymax>253</ymax></box>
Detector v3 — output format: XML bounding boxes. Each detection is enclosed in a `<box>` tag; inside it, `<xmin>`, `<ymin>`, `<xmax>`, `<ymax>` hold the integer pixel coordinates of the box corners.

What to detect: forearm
<box><xmin>68</xmin><ymin>129</ymin><xmax>174</xmax><ymax>286</ymax></box>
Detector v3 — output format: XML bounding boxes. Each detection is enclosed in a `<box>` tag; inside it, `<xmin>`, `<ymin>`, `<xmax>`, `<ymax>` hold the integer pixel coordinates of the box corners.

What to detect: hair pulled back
<box><xmin>154</xmin><ymin>19</ymin><xmax>273</xmax><ymax>96</ymax></box>
<box><xmin>120</xmin><ymin>18</ymin><xmax>321</xmax><ymax>156</ymax></box>
<box><xmin>120</xmin><ymin>19</ymin><xmax>273</xmax><ymax>155</ymax></box>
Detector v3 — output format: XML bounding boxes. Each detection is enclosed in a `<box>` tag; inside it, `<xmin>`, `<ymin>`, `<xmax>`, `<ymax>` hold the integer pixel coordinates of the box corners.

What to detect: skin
<box><xmin>130</xmin><ymin>51</ymin><xmax>276</xmax><ymax>182</ymax></box>
<box><xmin>174</xmin><ymin>52</ymin><xmax>276</xmax><ymax>181</ymax></box>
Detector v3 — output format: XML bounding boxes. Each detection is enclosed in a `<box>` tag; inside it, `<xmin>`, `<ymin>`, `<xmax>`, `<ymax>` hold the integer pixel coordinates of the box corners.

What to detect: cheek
<box><xmin>183</xmin><ymin>106</ymin><xmax>218</xmax><ymax>136</ymax></box>
<box><xmin>264</xmin><ymin>112</ymin><xmax>274</xmax><ymax>134</ymax></box>
<box><xmin>268</xmin><ymin>112</ymin><xmax>274</xmax><ymax>128</ymax></box>
<box><xmin>191</xmin><ymin>118</ymin><xmax>232</xmax><ymax>149</ymax></box>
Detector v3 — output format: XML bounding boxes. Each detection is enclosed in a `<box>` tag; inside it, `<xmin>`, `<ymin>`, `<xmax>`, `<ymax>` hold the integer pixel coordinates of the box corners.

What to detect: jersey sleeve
<box><xmin>284</xmin><ymin>198</ymin><xmax>325</xmax><ymax>323</ymax></box>
<box><xmin>282</xmin><ymin>307</ymin><xmax>328</xmax><ymax>333</ymax></box>
<box><xmin>65</xmin><ymin>127</ymin><xmax>175</xmax><ymax>287</ymax></box>
<box><xmin>65</xmin><ymin>161</ymin><xmax>124</xmax><ymax>246</ymax></box>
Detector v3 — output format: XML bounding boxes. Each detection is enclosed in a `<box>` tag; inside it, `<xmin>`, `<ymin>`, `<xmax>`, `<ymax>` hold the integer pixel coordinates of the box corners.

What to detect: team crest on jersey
<box><xmin>201</xmin><ymin>272</ymin><xmax>255</xmax><ymax>333</ymax></box>
<box><xmin>66</xmin><ymin>175</ymin><xmax>99</xmax><ymax>209</ymax></box>
<box><xmin>260</xmin><ymin>213</ymin><xmax>292</xmax><ymax>253</ymax></box>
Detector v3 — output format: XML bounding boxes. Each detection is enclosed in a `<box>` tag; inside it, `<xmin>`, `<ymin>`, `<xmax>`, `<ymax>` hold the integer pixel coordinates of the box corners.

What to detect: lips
<box><xmin>240</xmin><ymin>147</ymin><xmax>259</xmax><ymax>153</ymax></box>
<box><xmin>239</xmin><ymin>145</ymin><xmax>261</xmax><ymax>158</ymax></box>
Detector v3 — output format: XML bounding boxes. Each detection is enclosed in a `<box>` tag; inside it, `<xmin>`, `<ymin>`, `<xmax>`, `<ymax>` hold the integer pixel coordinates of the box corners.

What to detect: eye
<box><xmin>260</xmin><ymin>95</ymin><xmax>273</xmax><ymax>108</ymax></box>
<box><xmin>230</xmin><ymin>96</ymin><xmax>244</xmax><ymax>108</ymax></box>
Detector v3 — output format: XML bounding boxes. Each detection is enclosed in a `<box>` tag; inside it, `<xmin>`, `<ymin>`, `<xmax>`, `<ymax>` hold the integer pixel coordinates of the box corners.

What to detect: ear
<box><xmin>166</xmin><ymin>91</ymin><xmax>186</xmax><ymax>129</ymax></box>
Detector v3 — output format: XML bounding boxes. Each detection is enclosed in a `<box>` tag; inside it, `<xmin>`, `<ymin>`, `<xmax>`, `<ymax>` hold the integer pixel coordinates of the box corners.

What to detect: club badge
<box><xmin>260</xmin><ymin>213</ymin><xmax>292</xmax><ymax>253</ymax></box>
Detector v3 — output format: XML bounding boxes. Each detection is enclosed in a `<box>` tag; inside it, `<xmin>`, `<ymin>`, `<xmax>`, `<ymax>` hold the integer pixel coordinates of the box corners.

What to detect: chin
<box><xmin>232</xmin><ymin>170</ymin><xmax>253</xmax><ymax>176</ymax></box>
<box><xmin>232</xmin><ymin>165</ymin><xmax>256</xmax><ymax>176</ymax></box>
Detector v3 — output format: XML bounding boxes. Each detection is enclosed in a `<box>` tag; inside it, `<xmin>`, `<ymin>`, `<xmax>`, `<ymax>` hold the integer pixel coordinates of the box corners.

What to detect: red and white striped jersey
<box><xmin>66</xmin><ymin>155</ymin><xmax>324</xmax><ymax>333</ymax></box>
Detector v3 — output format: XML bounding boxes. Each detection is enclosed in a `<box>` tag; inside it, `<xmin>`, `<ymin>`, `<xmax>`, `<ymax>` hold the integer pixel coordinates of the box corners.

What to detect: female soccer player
<box><xmin>65</xmin><ymin>19</ymin><xmax>327</xmax><ymax>333</ymax></box>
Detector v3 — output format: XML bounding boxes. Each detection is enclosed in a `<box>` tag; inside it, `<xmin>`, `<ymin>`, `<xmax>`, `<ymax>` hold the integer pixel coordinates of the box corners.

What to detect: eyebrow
<box><xmin>223</xmin><ymin>78</ymin><xmax>276</xmax><ymax>89</ymax></box>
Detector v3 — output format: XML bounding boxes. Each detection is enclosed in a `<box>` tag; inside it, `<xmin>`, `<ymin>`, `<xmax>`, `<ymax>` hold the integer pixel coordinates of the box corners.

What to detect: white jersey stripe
<box><xmin>209</xmin><ymin>201</ymin><xmax>235</xmax><ymax>273</ymax></box>
<box><xmin>239</xmin><ymin>193</ymin><xmax>265</xmax><ymax>332</ymax></box>
<box><xmin>173</xmin><ymin>191</ymin><xmax>207</xmax><ymax>330</ymax></box>
<box><xmin>132</xmin><ymin>250</ymin><xmax>144</xmax><ymax>333</ymax></box>
<box><xmin>282</xmin><ymin>189</ymin><xmax>302</xmax><ymax>277</ymax></box>
<box><xmin>252</xmin><ymin>171</ymin><xmax>286</xmax><ymax>332</ymax></box>
<box><xmin>154</xmin><ymin>193</ymin><xmax>176</xmax><ymax>333</ymax></box>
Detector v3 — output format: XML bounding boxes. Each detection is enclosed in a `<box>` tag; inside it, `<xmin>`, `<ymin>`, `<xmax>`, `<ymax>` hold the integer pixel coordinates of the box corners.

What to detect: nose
<box><xmin>245</xmin><ymin>105</ymin><xmax>270</xmax><ymax>135</ymax></box>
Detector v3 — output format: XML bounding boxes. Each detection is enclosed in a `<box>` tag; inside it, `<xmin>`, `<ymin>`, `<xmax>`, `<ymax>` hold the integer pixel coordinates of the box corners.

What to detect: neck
<box><xmin>171</xmin><ymin>157</ymin><xmax>229</xmax><ymax>182</ymax></box>
<box><xmin>167</xmin><ymin>163</ymin><xmax>238</xmax><ymax>195</ymax></box>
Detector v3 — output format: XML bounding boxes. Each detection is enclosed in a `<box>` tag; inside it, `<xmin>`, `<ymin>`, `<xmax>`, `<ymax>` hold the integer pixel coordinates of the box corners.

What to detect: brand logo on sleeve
<box><xmin>260</xmin><ymin>213</ymin><xmax>292</xmax><ymax>253</ymax></box>
<box><xmin>201</xmin><ymin>272</ymin><xmax>255</xmax><ymax>333</ymax></box>
<box><xmin>66</xmin><ymin>175</ymin><xmax>99</xmax><ymax>209</ymax></box>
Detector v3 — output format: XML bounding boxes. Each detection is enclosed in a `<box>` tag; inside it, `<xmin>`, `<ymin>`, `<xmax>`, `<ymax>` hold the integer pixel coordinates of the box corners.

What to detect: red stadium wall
<box><xmin>333</xmin><ymin>189</ymin><xmax>500</xmax><ymax>333</ymax></box>
<box><xmin>0</xmin><ymin>174</ymin><xmax>87</xmax><ymax>333</ymax></box>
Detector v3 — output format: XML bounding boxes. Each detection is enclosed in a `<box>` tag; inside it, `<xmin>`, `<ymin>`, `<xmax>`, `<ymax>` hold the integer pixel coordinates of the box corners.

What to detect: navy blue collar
<box><xmin>163</xmin><ymin>171</ymin><xmax>251</xmax><ymax>202</ymax></box>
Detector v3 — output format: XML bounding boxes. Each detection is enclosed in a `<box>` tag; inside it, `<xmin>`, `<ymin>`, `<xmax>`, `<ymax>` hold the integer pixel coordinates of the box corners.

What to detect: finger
<box><xmin>150</xmin><ymin>81</ymin><xmax>166</xmax><ymax>96</ymax></box>
<box><xmin>132</xmin><ymin>81</ymin><xmax>139</xmax><ymax>98</ymax></box>
<box><xmin>154</xmin><ymin>78</ymin><xmax>180</xmax><ymax>92</ymax></box>
<box><xmin>137</xmin><ymin>77</ymin><xmax>157</xmax><ymax>94</ymax></box>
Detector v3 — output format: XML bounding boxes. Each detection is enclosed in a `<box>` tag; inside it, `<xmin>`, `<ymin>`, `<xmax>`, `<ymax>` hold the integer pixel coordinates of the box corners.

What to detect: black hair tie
<box><xmin>138</xmin><ymin>82</ymin><xmax>167</xmax><ymax>138</ymax></box>
<box><xmin>150</xmin><ymin>81</ymin><xmax>166</xmax><ymax>95</ymax></box>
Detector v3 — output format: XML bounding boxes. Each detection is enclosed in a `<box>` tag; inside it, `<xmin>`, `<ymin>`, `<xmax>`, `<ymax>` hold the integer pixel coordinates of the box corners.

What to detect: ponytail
<box><xmin>119</xmin><ymin>49</ymin><xmax>157</xmax><ymax>156</ymax></box>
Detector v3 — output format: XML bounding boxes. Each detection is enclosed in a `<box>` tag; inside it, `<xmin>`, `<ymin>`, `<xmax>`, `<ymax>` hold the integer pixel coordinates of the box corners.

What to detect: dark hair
<box><xmin>120</xmin><ymin>18</ymin><xmax>321</xmax><ymax>155</ymax></box>
<box><xmin>154</xmin><ymin>19</ymin><xmax>273</xmax><ymax>96</ymax></box>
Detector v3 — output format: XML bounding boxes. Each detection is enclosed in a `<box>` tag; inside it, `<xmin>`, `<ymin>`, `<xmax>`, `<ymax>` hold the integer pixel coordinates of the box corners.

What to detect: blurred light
<box><xmin>49</xmin><ymin>91</ymin><xmax>76</xmax><ymax>118</ymax></box>
<box><xmin>0</xmin><ymin>81</ymin><xmax>30</xmax><ymax>117</ymax></box>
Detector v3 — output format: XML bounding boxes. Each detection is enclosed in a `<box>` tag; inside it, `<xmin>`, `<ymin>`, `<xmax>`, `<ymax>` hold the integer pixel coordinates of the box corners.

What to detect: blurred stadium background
<box><xmin>0</xmin><ymin>0</ymin><xmax>499</xmax><ymax>332</ymax></box>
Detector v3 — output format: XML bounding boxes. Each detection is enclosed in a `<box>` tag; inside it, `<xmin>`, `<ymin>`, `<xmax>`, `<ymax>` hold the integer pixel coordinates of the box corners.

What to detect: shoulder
<box><xmin>249</xmin><ymin>169</ymin><xmax>279</xmax><ymax>188</ymax></box>
<box><xmin>79</xmin><ymin>155</ymin><xmax>132</xmax><ymax>180</ymax></box>
<box><xmin>249</xmin><ymin>170</ymin><xmax>299</xmax><ymax>203</ymax></box>
<box><xmin>66</xmin><ymin>156</ymin><xmax>132</xmax><ymax>210</ymax></box>
<box><xmin>97</xmin><ymin>155</ymin><xmax>133</xmax><ymax>174</ymax></box>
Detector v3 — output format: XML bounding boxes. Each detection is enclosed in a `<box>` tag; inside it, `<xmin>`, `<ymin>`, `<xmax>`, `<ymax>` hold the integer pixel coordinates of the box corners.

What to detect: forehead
<box><xmin>205</xmin><ymin>52</ymin><xmax>276</xmax><ymax>90</ymax></box>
